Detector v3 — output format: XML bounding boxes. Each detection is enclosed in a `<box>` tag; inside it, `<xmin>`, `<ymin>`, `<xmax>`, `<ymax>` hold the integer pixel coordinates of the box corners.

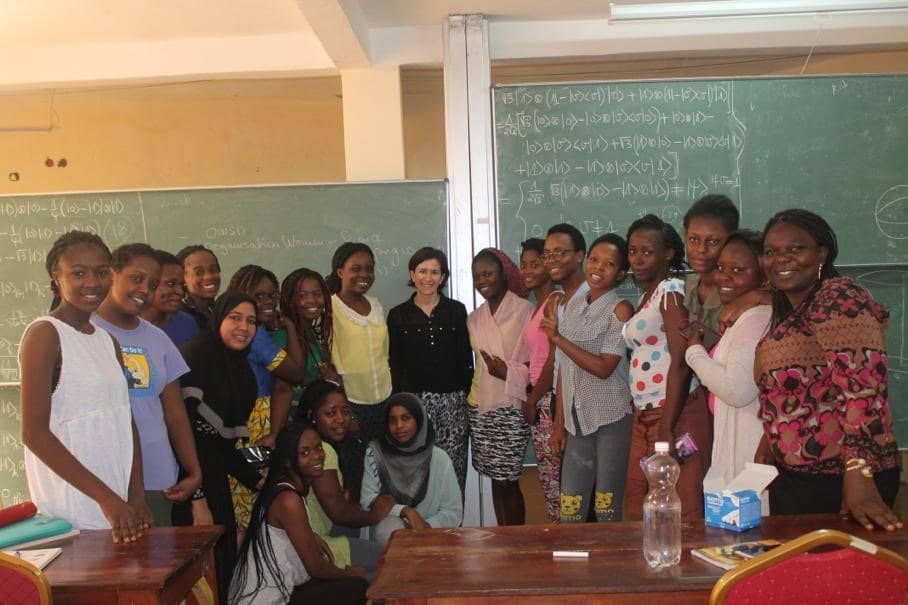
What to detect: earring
<box><xmin>817</xmin><ymin>263</ymin><xmax>823</xmax><ymax>280</ymax></box>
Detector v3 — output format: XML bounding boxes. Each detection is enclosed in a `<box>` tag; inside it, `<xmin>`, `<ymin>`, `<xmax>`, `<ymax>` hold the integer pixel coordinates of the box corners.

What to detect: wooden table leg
<box><xmin>185</xmin><ymin>549</ymin><xmax>218</xmax><ymax>605</ymax></box>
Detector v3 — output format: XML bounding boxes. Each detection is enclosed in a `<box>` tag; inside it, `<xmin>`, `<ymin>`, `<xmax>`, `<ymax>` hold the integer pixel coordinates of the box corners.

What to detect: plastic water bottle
<box><xmin>643</xmin><ymin>441</ymin><xmax>681</xmax><ymax>568</ymax></box>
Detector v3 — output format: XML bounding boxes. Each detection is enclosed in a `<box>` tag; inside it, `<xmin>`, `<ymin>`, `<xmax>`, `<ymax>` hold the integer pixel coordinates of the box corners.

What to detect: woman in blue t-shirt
<box><xmin>94</xmin><ymin>242</ymin><xmax>208</xmax><ymax>527</ymax></box>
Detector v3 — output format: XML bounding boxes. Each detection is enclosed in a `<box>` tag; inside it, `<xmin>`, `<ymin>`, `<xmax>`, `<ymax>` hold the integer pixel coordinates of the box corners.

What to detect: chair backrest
<box><xmin>0</xmin><ymin>551</ymin><xmax>53</xmax><ymax>605</ymax></box>
<box><xmin>710</xmin><ymin>529</ymin><xmax>908</xmax><ymax>605</ymax></box>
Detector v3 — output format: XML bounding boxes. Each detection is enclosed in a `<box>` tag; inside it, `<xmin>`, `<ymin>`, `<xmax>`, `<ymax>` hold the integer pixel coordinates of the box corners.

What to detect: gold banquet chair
<box><xmin>0</xmin><ymin>550</ymin><xmax>53</xmax><ymax>605</ymax></box>
<box><xmin>710</xmin><ymin>529</ymin><xmax>908</xmax><ymax>605</ymax></box>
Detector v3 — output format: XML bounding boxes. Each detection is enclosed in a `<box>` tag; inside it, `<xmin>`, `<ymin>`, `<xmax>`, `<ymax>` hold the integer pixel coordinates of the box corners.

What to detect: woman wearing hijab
<box><xmin>360</xmin><ymin>393</ymin><xmax>463</xmax><ymax>545</ymax></box>
<box><xmin>174</xmin><ymin>290</ymin><xmax>265</xmax><ymax>602</ymax></box>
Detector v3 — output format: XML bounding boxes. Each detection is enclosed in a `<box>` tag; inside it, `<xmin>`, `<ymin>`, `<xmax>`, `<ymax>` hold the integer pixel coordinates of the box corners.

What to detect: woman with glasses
<box><xmin>754</xmin><ymin>209</ymin><xmax>900</xmax><ymax>530</ymax></box>
<box><xmin>542</xmin><ymin>224</ymin><xmax>588</xmax><ymax>458</ymax></box>
<box><xmin>227</xmin><ymin>265</ymin><xmax>307</xmax><ymax>536</ymax></box>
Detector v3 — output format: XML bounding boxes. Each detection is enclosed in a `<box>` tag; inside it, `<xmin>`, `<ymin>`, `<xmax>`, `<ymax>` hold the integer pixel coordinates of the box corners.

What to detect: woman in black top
<box><xmin>387</xmin><ymin>247</ymin><xmax>473</xmax><ymax>494</ymax></box>
<box><xmin>175</xmin><ymin>290</ymin><xmax>264</xmax><ymax>602</ymax></box>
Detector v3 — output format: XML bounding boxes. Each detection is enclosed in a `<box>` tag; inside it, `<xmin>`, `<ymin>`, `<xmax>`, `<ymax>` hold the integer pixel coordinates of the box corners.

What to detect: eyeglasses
<box><xmin>253</xmin><ymin>292</ymin><xmax>277</xmax><ymax>302</ymax></box>
<box><xmin>542</xmin><ymin>248</ymin><xmax>575</xmax><ymax>261</ymax></box>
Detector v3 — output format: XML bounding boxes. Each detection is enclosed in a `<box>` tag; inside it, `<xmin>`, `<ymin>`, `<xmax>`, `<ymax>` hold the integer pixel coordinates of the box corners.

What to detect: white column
<box><xmin>464</xmin><ymin>15</ymin><xmax>497</xmax><ymax>253</ymax></box>
<box><xmin>341</xmin><ymin>66</ymin><xmax>406</xmax><ymax>181</ymax></box>
<box><xmin>444</xmin><ymin>13</ymin><xmax>498</xmax><ymax>528</ymax></box>
<box><xmin>442</xmin><ymin>15</ymin><xmax>474</xmax><ymax>306</ymax></box>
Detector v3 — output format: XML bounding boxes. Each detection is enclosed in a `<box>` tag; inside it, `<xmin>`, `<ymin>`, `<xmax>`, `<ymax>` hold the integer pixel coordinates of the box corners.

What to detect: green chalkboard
<box><xmin>494</xmin><ymin>75</ymin><xmax>908</xmax><ymax>443</ymax></box>
<box><xmin>0</xmin><ymin>180</ymin><xmax>447</xmax><ymax>385</ymax></box>
<box><xmin>0</xmin><ymin>181</ymin><xmax>447</xmax><ymax>504</ymax></box>
<box><xmin>0</xmin><ymin>386</ymin><xmax>26</xmax><ymax>506</ymax></box>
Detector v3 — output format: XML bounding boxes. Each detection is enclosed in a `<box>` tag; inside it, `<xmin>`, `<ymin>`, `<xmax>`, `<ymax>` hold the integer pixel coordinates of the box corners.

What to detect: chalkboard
<box><xmin>0</xmin><ymin>181</ymin><xmax>447</xmax><ymax>503</ymax></box>
<box><xmin>0</xmin><ymin>180</ymin><xmax>447</xmax><ymax>385</ymax></box>
<box><xmin>0</xmin><ymin>386</ymin><xmax>27</xmax><ymax>506</ymax></box>
<box><xmin>493</xmin><ymin>75</ymin><xmax>908</xmax><ymax>443</ymax></box>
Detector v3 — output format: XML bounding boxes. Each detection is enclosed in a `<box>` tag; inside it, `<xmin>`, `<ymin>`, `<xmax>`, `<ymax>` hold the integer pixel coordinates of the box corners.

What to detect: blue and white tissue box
<box><xmin>703</xmin><ymin>463</ymin><xmax>777</xmax><ymax>532</ymax></box>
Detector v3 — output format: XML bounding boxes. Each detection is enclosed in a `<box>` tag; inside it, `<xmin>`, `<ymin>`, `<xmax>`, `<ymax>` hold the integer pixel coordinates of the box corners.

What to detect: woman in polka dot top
<box><xmin>622</xmin><ymin>214</ymin><xmax>712</xmax><ymax>521</ymax></box>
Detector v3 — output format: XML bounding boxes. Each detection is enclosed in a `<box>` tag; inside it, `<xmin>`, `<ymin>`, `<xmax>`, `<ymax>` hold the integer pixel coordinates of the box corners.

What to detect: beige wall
<box><xmin>1</xmin><ymin>49</ymin><xmax>906</xmax><ymax>194</ymax></box>
<box><xmin>402</xmin><ymin>68</ymin><xmax>446</xmax><ymax>180</ymax></box>
<box><xmin>0</xmin><ymin>77</ymin><xmax>346</xmax><ymax>194</ymax></box>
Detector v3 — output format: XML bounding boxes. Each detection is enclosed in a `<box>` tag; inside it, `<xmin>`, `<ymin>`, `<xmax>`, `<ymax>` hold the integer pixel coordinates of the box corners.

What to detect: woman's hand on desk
<box><xmin>400</xmin><ymin>506</ymin><xmax>429</xmax><ymax>530</ymax></box>
<box><xmin>101</xmin><ymin>496</ymin><xmax>149</xmax><ymax>543</ymax></box>
<box><xmin>841</xmin><ymin>471</ymin><xmax>903</xmax><ymax>532</ymax></box>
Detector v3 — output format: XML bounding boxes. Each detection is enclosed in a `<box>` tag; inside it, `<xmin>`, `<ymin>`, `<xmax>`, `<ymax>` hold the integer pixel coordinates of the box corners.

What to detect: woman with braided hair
<box><xmin>623</xmin><ymin>214</ymin><xmax>712</xmax><ymax>521</ymax></box>
<box><xmin>21</xmin><ymin>230</ymin><xmax>151</xmax><ymax>543</ymax></box>
<box><xmin>268</xmin><ymin>268</ymin><xmax>341</xmax><ymax>456</ymax></box>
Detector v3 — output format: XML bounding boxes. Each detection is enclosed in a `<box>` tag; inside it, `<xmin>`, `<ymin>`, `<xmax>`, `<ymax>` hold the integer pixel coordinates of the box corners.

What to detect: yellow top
<box><xmin>304</xmin><ymin>442</ymin><xmax>351</xmax><ymax>567</ymax></box>
<box><xmin>331</xmin><ymin>294</ymin><xmax>392</xmax><ymax>404</ymax></box>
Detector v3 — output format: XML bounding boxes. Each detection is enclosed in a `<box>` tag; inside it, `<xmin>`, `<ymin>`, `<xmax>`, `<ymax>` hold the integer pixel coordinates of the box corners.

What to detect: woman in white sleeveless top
<box><xmin>19</xmin><ymin>231</ymin><xmax>150</xmax><ymax>543</ymax></box>
<box><xmin>230</xmin><ymin>423</ymin><xmax>368</xmax><ymax>605</ymax></box>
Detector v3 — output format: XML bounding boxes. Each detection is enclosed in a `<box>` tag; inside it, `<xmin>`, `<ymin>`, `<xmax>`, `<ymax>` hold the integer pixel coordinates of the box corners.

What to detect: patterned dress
<box><xmin>230</xmin><ymin>328</ymin><xmax>287</xmax><ymax>530</ymax></box>
<box><xmin>622</xmin><ymin>278</ymin><xmax>709</xmax><ymax>521</ymax></box>
<box><xmin>624</xmin><ymin>278</ymin><xmax>701</xmax><ymax>410</ymax></box>
<box><xmin>755</xmin><ymin>277</ymin><xmax>898</xmax><ymax>476</ymax></box>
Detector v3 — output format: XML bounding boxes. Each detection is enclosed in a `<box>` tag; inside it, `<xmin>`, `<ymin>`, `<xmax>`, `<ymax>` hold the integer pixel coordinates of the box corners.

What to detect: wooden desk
<box><xmin>369</xmin><ymin>515</ymin><xmax>908</xmax><ymax>604</ymax></box>
<box><xmin>44</xmin><ymin>526</ymin><xmax>222</xmax><ymax>605</ymax></box>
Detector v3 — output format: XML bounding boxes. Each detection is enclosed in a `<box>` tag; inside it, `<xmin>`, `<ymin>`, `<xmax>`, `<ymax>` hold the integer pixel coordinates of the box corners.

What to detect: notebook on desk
<box><xmin>2</xmin><ymin>547</ymin><xmax>62</xmax><ymax>570</ymax></box>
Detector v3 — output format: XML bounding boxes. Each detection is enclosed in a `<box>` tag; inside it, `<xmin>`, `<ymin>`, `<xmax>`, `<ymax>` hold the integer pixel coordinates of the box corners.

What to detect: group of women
<box><xmin>18</xmin><ymin>194</ymin><xmax>901</xmax><ymax>605</ymax></box>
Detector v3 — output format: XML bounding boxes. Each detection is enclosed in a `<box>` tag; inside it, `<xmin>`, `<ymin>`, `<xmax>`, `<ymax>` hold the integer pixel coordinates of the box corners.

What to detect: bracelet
<box><xmin>191</xmin><ymin>487</ymin><xmax>206</xmax><ymax>501</ymax></box>
<box><xmin>844</xmin><ymin>458</ymin><xmax>874</xmax><ymax>478</ymax></box>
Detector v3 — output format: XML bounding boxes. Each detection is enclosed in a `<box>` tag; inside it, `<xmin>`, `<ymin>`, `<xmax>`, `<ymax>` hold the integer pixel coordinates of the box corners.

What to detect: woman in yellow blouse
<box><xmin>326</xmin><ymin>242</ymin><xmax>392</xmax><ymax>499</ymax></box>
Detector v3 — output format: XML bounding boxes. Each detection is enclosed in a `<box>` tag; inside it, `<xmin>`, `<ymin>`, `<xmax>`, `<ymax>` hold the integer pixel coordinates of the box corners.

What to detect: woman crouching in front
<box><xmin>229</xmin><ymin>423</ymin><xmax>368</xmax><ymax>604</ymax></box>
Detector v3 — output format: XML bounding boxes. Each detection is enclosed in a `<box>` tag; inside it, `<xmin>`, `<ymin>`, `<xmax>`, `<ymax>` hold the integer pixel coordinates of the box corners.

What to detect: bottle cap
<box><xmin>654</xmin><ymin>441</ymin><xmax>669</xmax><ymax>453</ymax></box>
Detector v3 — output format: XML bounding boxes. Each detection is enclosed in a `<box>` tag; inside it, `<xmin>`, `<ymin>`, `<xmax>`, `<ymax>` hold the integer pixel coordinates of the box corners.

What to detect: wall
<box><xmin>402</xmin><ymin>68</ymin><xmax>446</xmax><ymax>180</ymax></box>
<box><xmin>3</xmin><ymin>49</ymin><xmax>904</xmax><ymax>193</ymax></box>
<box><xmin>0</xmin><ymin>77</ymin><xmax>346</xmax><ymax>194</ymax></box>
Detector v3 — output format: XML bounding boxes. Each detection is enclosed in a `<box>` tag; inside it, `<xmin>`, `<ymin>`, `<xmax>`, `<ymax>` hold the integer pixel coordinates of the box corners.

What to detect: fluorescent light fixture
<box><xmin>609</xmin><ymin>0</ymin><xmax>908</xmax><ymax>21</ymax></box>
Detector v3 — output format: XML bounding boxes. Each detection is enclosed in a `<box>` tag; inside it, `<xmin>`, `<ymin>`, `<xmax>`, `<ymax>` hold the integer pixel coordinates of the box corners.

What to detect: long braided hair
<box><xmin>281</xmin><ymin>268</ymin><xmax>334</xmax><ymax>368</ymax></box>
<box><xmin>230</xmin><ymin>422</ymin><xmax>317</xmax><ymax>602</ymax></box>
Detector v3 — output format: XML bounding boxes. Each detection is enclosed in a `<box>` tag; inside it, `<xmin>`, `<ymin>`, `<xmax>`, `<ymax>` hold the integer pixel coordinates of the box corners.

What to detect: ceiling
<box><xmin>1</xmin><ymin>1</ymin><xmax>906</xmax><ymax>90</ymax></box>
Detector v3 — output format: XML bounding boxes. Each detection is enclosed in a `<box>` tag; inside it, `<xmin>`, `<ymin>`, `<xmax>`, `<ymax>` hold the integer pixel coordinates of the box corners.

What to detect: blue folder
<box><xmin>0</xmin><ymin>514</ymin><xmax>73</xmax><ymax>549</ymax></box>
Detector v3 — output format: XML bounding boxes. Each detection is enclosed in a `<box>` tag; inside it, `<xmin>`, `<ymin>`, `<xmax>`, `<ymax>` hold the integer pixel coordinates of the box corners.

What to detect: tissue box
<box><xmin>703</xmin><ymin>463</ymin><xmax>777</xmax><ymax>532</ymax></box>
